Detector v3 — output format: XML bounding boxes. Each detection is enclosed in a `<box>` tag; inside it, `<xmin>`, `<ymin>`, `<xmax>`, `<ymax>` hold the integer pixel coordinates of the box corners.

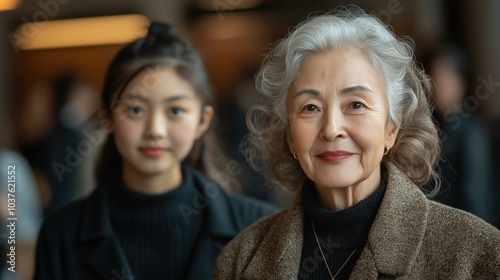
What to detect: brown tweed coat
<box><xmin>215</xmin><ymin>163</ymin><xmax>500</xmax><ymax>279</ymax></box>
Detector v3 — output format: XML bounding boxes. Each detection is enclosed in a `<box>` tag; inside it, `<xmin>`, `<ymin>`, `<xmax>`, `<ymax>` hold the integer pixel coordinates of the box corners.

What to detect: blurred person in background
<box><xmin>21</xmin><ymin>73</ymin><xmax>98</xmax><ymax>216</ymax></box>
<box><xmin>219</xmin><ymin>68</ymin><xmax>294</xmax><ymax>209</ymax></box>
<box><xmin>34</xmin><ymin>22</ymin><xmax>277</xmax><ymax>280</ymax></box>
<box><xmin>423</xmin><ymin>44</ymin><xmax>496</xmax><ymax>227</ymax></box>
<box><xmin>0</xmin><ymin>149</ymin><xmax>43</xmax><ymax>280</ymax></box>
<box><xmin>0</xmin><ymin>88</ymin><xmax>43</xmax><ymax>280</ymax></box>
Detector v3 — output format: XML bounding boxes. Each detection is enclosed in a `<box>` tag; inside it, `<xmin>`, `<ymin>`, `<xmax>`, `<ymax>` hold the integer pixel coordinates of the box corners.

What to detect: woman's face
<box><xmin>287</xmin><ymin>49</ymin><xmax>399</xmax><ymax>191</ymax></box>
<box><xmin>112</xmin><ymin>66</ymin><xmax>212</xmax><ymax>181</ymax></box>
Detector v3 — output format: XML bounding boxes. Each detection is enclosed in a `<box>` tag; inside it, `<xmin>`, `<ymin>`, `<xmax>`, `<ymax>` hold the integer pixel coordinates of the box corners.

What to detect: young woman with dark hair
<box><xmin>34</xmin><ymin>22</ymin><xmax>277</xmax><ymax>280</ymax></box>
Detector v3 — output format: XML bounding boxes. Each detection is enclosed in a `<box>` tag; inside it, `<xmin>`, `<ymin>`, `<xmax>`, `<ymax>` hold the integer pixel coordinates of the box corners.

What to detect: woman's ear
<box><xmin>195</xmin><ymin>105</ymin><xmax>214</xmax><ymax>140</ymax></box>
<box><xmin>385</xmin><ymin>122</ymin><xmax>400</xmax><ymax>149</ymax></box>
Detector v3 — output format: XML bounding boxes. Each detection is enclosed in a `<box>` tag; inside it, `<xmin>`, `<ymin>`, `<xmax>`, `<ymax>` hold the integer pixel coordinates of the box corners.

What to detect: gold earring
<box><xmin>383</xmin><ymin>146</ymin><xmax>390</xmax><ymax>155</ymax></box>
<box><xmin>293</xmin><ymin>153</ymin><xmax>298</xmax><ymax>160</ymax></box>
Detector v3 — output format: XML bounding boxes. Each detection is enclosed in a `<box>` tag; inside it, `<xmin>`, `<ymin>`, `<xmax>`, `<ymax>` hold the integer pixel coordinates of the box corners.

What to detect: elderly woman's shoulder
<box><xmin>427</xmin><ymin>200</ymin><xmax>500</xmax><ymax>237</ymax></box>
<box><xmin>422</xmin><ymin>201</ymin><xmax>500</xmax><ymax>275</ymax></box>
<box><xmin>214</xmin><ymin>209</ymin><xmax>285</xmax><ymax>276</ymax></box>
<box><xmin>426</xmin><ymin>200</ymin><xmax>500</xmax><ymax>253</ymax></box>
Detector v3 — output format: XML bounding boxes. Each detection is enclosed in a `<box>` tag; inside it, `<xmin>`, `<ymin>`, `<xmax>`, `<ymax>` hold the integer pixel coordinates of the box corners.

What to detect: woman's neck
<box><xmin>315</xmin><ymin>167</ymin><xmax>381</xmax><ymax>211</ymax></box>
<box><xmin>122</xmin><ymin>164</ymin><xmax>182</xmax><ymax>194</ymax></box>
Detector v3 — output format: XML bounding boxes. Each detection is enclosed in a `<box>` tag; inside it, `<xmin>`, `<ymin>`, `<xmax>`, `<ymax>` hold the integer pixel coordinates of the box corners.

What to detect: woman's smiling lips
<box><xmin>139</xmin><ymin>147</ymin><xmax>167</xmax><ymax>158</ymax></box>
<box><xmin>316</xmin><ymin>150</ymin><xmax>354</xmax><ymax>163</ymax></box>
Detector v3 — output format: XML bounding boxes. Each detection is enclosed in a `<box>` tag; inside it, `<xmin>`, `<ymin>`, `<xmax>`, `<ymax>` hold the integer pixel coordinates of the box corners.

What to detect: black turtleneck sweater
<box><xmin>108</xmin><ymin>167</ymin><xmax>203</xmax><ymax>279</ymax></box>
<box><xmin>298</xmin><ymin>168</ymin><xmax>387</xmax><ymax>280</ymax></box>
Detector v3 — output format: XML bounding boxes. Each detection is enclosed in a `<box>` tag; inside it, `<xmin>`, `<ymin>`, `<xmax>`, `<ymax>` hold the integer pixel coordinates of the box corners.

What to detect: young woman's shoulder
<box><xmin>39</xmin><ymin>188</ymin><xmax>102</xmax><ymax>237</ymax></box>
<box><xmin>224</xmin><ymin>193</ymin><xmax>280</xmax><ymax>228</ymax></box>
<box><xmin>188</xmin><ymin>164</ymin><xmax>279</xmax><ymax>228</ymax></box>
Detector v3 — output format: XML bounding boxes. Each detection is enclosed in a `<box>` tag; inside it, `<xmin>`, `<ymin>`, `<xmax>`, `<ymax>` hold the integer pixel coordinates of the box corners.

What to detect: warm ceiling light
<box><xmin>195</xmin><ymin>0</ymin><xmax>263</xmax><ymax>11</ymax></box>
<box><xmin>12</xmin><ymin>14</ymin><xmax>150</xmax><ymax>51</ymax></box>
<box><xmin>0</xmin><ymin>0</ymin><xmax>21</xmax><ymax>11</ymax></box>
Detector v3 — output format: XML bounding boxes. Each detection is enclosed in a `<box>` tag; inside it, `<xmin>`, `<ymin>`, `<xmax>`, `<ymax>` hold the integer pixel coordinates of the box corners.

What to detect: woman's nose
<box><xmin>320</xmin><ymin>108</ymin><xmax>346</xmax><ymax>141</ymax></box>
<box><xmin>145</xmin><ymin>111</ymin><xmax>167</xmax><ymax>139</ymax></box>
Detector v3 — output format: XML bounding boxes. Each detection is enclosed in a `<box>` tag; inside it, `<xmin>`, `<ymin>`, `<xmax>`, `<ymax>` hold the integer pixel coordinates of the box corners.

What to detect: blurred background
<box><xmin>0</xmin><ymin>0</ymin><xmax>499</xmax><ymax>278</ymax></box>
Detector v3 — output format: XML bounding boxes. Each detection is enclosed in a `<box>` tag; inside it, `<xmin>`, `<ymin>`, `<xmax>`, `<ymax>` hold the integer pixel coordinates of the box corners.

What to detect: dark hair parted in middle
<box><xmin>96</xmin><ymin>22</ymin><xmax>239</xmax><ymax>191</ymax></box>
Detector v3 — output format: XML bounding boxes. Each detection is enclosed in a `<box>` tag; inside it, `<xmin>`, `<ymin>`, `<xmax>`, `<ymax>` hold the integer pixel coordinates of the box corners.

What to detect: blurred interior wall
<box><xmin>2</xmin><ymin>0</ymin><xmax>500</xmax><ymax>136</ymax></box>
<box><xmin>0</xmin><ymin>15</ymin><xmax>7</xmax><ymax>116</ymax></box>
<box><xmin>463</xmin><ymin>0</ymin><xmax>500</xmax><ymax>120</ymax></box>
<box><xmin>1</xmin><ymin>11</ymin><xmax>15</xmax><ymax>146</ymax></box>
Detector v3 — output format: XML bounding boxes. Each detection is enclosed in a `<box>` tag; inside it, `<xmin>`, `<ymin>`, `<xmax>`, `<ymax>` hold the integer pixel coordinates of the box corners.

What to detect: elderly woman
<box><xmin>215</xmin><ymin>7</ymin><xmax>500</xmax><ymax>279</ymax></box>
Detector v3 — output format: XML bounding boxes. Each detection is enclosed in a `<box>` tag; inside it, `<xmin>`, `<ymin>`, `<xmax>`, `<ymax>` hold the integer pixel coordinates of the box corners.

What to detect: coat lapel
<box><xmin>353</xmin><ymin>163</ymin><xmax>429</xmax><ymax>277</ymax></box>
<box><xmin>349</xmin><ymin>248</ymin><xmax>379</xmax><ymax>279</ymax></box>
<box><xmin>184</xmin><ymin>170</ymin><xmax>240</xmax><ymax>280</ymax></box>
<box><xmin>87</xmin><ymin>237</ymin><xmax>134</xmax><ymax>280</ymax></box>
<box><xmin>78</xmin><ymin>187</ymin><xmax>133</xmax><ymax>280</ymax></box>
<box><xmin>237</xmin><ymin>163</ymin><xmax>430</xmax><ymax>279</ymax></box>
<box><xmin>242</xmin><ymin>189</ymin><xmax>305</xmax><ymax>279</ymax></box>
<box><xmin>185</xmin><ymin>234</ymin><xmax>220</xmax><ymax>280</ymax></box>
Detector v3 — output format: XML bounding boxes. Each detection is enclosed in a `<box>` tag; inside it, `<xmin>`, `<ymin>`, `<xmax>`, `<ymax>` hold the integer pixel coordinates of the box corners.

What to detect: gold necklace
<box><xmin>311</xmin><ymin>221</ymin><xmax>357</xmax><ymax>280</ymax></box>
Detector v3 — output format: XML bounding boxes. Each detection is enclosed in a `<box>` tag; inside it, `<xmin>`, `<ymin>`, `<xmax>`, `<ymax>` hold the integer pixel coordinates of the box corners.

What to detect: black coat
<box><xmin>34</xmin><ymin>167</ymin><xmax>278</xmax><ymax>280</ymax></box>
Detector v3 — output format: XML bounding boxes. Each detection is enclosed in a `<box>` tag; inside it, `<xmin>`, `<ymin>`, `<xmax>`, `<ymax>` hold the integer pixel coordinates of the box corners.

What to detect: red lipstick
<box><xmin>316</xmin><ymin>151</ymin><xmax>353</xmax><ymax>163</ymax></box>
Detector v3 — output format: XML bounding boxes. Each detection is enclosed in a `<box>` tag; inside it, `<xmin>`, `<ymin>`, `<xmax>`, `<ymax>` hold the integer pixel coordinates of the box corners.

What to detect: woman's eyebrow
<box><xmin>121</xmin><ymin>94</ymin><xmax>192</xmax><ymax>103</ymax></box>
<box><xmin>122</xmin><ymin>93</ymin><xmax>149</xmax><ymax>102</ymax></box>
<box><xmin>164</xmin><ymin>95</ymin><xmax>191</xmax><ymax>102</ymax></box>
<box><xmin>293</xmin><ymin>85</ymin><xmax>373</xmax><ymax>98</ymax></box>
<box><xmin>293</xmin><ymin>89</ymin><xmax>321</xmax><ymax>98</ymax></box>
<box><xmin>341</xmin><ymin>85</ymin><xmax>373</xmax><ymax>94</ymax></box>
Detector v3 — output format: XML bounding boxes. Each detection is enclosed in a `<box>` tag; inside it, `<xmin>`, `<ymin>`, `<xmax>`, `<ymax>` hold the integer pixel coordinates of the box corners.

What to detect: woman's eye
<box><xmin>170</xmin><ymin>107</ymin><xmax>185</xmax><ymax>116</ymax></box>
<box><xmin>303</xmin><ymin>104</ymin><xmax>319</xmax><ymax>112</ymax></box>
<box><xmin>128</xmin><ymin>106</ymin><xmax>144</xmax><ymax>116</ymax></box>
<box><xmin>350</xmin><ymin>102</ymin><xmax>365</xmax><ymax>110</ymax></box>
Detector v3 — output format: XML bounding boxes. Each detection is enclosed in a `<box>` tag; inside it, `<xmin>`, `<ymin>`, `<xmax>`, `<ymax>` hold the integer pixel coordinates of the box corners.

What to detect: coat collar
<box><xmin>190</xmin><ymin>166</ymin><xmax>242</xmax><ymax>239</ymax></box>
<box><xmin>76</xmin><ymin>165</ymin><xmax>241</xmax><ymax>279</ymax></box>
<box><xmin>77</xmin><ymin>186</ymin><xmax>134</xmax><ymax>279</ymax></box>
<box><xmin>79</xmin><ymin>187</ymin><xmax>111</xmax><ymax>241</ymax></box>
<box><xmin>78</xmin><ymin>166</ymin><xmax>241</xmax><ymax>241</ymax></box>
<box><xmin>242</xmin><ymin>185</ymin><xmax>305</xmax><ymax>279</ymax></box>
<box><xmin>241</xmin><ymin>162</ymin><xmax>429</xmax><ymax>279</ymax></box>
<box><xmin>362</xmin><ymin>162</ymin><xmax>429</xmax><ymax>277</ymax></box>
<box><xmin>184</xmin><ymin>167</ymin><xmax>244</xmax><ymax>279</ymax></box>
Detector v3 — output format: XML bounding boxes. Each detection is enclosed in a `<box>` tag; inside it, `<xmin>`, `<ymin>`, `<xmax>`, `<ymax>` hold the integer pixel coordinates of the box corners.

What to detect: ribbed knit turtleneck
<box><xmin>298</xmin><ymin>168</ymin><xmax>387</xmax><ymax>280</ymax></box>
<box><xmin>108</xmin><ymin>166</ymin><xmax>203</xmax><ymax>279</ymax></box>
